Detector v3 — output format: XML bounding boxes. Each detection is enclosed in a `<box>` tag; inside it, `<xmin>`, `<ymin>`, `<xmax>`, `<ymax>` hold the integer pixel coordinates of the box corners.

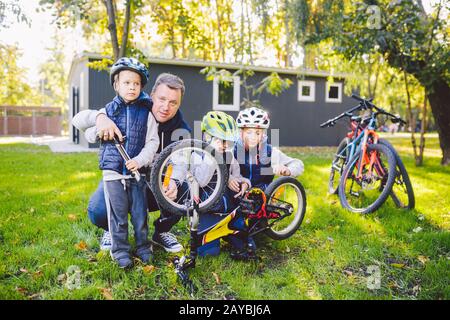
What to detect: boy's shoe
<box><xmin>116</xmin><ymin>256</ymin><xmax>133</xmax><ymax>269</ymax></box>
<box><xmin>152</xmin><ymin>232</ymin><xmax>183</xmax><ymax>253</ymax></box>
<box><xmin>100</xmin><ymin>231</ymin><xmax>112</xmax><ymax>251</ymax></box>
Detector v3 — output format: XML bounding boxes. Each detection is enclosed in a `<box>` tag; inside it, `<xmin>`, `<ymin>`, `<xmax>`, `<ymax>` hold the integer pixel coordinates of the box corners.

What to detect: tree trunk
<box><xmin>104</xmin><ymin>0</ymin><xmax>120</xmax><ymax>61</ymax></box>
<box><xmin>119</xmin><ymin>0</ymin><xmax>132</xmax><ymax>58</ymax></box>
<box><xmin>427</xmin><ymin>79</ymin><xmax>450</xmax><ymax>165</ymax></box>
<box><xmin>418</xmin><ymin>89</ymin><xmax>428</xmax><ymax>166</ymax></box>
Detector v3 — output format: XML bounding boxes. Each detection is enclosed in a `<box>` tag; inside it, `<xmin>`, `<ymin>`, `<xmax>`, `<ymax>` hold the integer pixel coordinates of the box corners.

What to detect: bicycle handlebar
<box><xmin>320</xmin><ymin>94</ymin><xmax>406</xmax><ymax>128</ymax></box>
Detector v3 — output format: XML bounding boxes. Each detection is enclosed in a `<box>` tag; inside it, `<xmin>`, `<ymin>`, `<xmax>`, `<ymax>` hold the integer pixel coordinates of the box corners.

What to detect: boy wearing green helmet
<box><xmin>197</xmin><ymin>111</ymin><xmax>254</xmax><ymax>257</ymax></box>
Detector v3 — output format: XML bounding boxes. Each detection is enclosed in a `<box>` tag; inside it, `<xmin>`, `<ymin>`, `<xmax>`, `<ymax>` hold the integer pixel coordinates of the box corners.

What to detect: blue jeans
<box><xmin>87</xmin><ymin>180</ymin><xmax>181</xmax><ymax>234</ymax></box>
<box><xmin>104</xmin><ymin>179</ymin><xmax>151</xmax><ymax>260</ymax></box>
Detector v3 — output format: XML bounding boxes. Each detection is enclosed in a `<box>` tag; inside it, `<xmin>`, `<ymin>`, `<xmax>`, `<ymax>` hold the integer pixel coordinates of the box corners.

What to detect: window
<box><xmin>297</xmin><ymin>80</ymin><xmax>315</xmax><ymax>102</ymax></box>
<box><xmin>325</xmin><ymin>82</ymin><xmax>342</xmax><ymax>103</ymax></box>
<box><xmin>213</xmin><ymin>76</ymin><xmax>240</xmax><ymax>111</ymax></box>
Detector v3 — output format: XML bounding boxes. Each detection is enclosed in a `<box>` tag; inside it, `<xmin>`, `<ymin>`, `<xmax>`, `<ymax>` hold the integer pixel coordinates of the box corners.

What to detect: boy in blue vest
<box><xmin>99</xmin><ymin>57</ymin><xmax>159</xmax><ymax>269</ymax></box>
<box><xmin>234</xmin><ymin>107</ymin><xmax>304</xmax><ymax>190</ymax></box>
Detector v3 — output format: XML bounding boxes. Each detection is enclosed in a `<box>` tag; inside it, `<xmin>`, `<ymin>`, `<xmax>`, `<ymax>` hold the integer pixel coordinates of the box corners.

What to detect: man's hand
<box><xmin>125</xmin><ymin>159</ymin><xmax>140</xmax><ymax>172</ymax></box>
<box><xmin>273</xmin><ymin>165</ymin><xmax>291</xmax><ymax>176</ymax></box>
<box><xmin>96</xmin><ymin>113</ymin><xmax>123</xmax><ymax>141</ymax></box>
<box><xmin>164</xmin><ymin>179</ymin><xmax>178</xmax><ymax>200</ymax></box>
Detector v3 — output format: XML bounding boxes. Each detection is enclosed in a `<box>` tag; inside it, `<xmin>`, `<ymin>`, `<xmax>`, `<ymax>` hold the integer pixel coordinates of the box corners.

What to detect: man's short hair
<box><xmin>151</xmin><ymin>73</ymin><xmax>185</xmax><ymax>97</ymax></box>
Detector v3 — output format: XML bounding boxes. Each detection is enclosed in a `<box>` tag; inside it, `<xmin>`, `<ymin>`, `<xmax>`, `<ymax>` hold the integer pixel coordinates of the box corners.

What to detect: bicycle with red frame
<box><xmin>320</xmin><ymin>94</ymin><xmax>412</xmax><ymax>213</ymax></box>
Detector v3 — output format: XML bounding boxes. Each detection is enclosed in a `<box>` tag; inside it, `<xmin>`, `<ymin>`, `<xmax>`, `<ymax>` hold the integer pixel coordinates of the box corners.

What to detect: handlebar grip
<box><xmin>351</xmin><ymin>94</ymin><xmax>364</xmax><ymax>102</ymax></box>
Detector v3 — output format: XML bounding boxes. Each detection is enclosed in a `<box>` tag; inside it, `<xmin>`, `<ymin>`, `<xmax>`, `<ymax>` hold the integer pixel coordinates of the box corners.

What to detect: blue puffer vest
<box><xmin>234</xmin><ymin>137</ymin><xmax>274</xmax><ymax>189</ymax></box>
<box><xmin>99</xmin><ymin>92</ymin><xmax>152</xmax><ymax>175</ymax></box>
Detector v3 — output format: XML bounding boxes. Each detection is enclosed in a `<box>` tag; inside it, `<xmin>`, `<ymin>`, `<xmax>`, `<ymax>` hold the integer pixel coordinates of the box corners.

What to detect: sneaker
<box><xmin>100</xmin><ymin>231</ymin><xmax>112</xmax><ymax>251</ymax></box>
<box><xmin>152</xmin><ymin>232</ymin><xmax>183</xmax><ymax>253</ymax></box>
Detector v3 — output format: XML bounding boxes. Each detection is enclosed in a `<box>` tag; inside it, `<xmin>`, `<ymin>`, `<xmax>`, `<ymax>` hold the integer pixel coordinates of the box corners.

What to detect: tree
<box><xmin>292</xmin><ymin>0</ymin><xmax>450</xmax><ymax>165</ymax></box>
<box><xmin>0</xmin><ymin>0</ymin><xmax>28</xmax><ymax>29</ymax></box>
<box><xmin>0</xmin><ymin>44</ymin><xmax>44</xmax><ymax>106</ymax></box>
<box><xmin>39</xmin><ymin>0</ymin><xmax>144</xmax><ymax>63</ymax></box>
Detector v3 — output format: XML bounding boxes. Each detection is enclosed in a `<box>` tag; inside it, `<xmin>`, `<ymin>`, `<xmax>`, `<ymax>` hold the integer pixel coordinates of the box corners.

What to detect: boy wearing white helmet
<box><xmin>235</xmin><ymin>107</ymin><xmax>304</xmax><ymax>191</ymax></box>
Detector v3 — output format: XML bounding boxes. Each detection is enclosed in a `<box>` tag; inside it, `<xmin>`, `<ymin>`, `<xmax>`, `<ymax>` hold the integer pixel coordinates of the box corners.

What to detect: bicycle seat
<box><xmin>351</xmin><ymin>115</ymin><xmax>362</xmax><ymax>122</ymax></box>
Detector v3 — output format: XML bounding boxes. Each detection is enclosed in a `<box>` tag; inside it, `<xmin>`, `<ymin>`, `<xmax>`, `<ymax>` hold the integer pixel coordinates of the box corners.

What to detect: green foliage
<box><xmin>0</xmin><ymin>43</ymin><xmax>45</xmax><ymax>106</ymax></box>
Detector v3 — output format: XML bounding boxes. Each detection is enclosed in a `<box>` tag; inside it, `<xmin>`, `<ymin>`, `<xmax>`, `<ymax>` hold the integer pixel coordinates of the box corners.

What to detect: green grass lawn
<box><xmin>0</xmin><ymin>135</ymin><xmax>448</xmax><ymax>300</ymax></box>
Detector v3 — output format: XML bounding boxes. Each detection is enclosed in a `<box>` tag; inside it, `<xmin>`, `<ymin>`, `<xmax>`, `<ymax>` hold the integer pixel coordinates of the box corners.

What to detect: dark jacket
<box><xmin>156</xmin><ymin>110</ymin><xmax>192</xmax><ymax>153</ymax></box>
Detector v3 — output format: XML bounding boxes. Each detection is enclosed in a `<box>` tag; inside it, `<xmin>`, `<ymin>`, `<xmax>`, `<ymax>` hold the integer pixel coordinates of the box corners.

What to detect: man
<box><xmin>72</xmin><ymin>73</ymin><xmax>191</xmax><ymax>253</ymax></box>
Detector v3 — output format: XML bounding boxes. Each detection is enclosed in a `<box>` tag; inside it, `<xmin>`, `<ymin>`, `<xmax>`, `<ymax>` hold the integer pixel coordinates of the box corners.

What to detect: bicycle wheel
<box><xmin>329</xmin><ymin>137</ymin><xmax>349</xmax><ymax>194</ymax></box>
<box><xmin>263</xmin><ymin>177</ymin><xmax>306</xmax><ymax>240</ymax></box>
<box><xmin>150</xmin><ymin>139</ymin><xmax>228</xmax><ymax>216</ymax></box>
<box><xmin>338</xmin><ymin>143</ymin><xmax>396</xmax><ymax>214</ymax></box>
<box><xmin>378</xmin><ymin>139</ymin><xmax>415</xmax><ymax>209</ymax></box>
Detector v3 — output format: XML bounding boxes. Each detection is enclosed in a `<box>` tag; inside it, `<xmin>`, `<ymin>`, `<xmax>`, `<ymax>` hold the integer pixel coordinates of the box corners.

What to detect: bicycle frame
<box><xmin>173</xmin><ymin>185</ymin><xmax>294</xmax><ymax>294</ymax></box>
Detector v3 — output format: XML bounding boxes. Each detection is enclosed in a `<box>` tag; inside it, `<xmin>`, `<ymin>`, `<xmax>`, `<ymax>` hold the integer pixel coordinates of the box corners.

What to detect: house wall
<box><xmin>68</xmin><ymin>58</ymin><xmax>89</xmax><ymax>145</ymax></box>
<box><xmin>70</xmin><ymin>58</ymin><xmax>353</xmax><ymax>148</ymax></box>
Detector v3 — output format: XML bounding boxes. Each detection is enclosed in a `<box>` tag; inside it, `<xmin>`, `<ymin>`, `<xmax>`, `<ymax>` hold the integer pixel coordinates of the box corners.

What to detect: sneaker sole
<box><xmin>150</xmin><ymin>239</ymin><xmax>183</xmax><ymax>253</ymax></box>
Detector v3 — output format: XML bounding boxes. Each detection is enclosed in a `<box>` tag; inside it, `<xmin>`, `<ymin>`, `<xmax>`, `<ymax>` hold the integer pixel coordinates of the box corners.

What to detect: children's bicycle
<box><xmin>148</xmin><ymin>139</ymin><xmax>306</xmax><ymax>294</ymax></box>
<box><xmin>320</xmin><ymin>94</ymin><xmax>413</xmax><ymax>213</ymax></box>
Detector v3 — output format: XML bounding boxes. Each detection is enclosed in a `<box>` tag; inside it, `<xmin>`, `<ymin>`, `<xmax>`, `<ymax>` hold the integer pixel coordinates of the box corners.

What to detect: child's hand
<box><xmin>164</xmin><ymin>179</ymin><xmax>178</xmax><ymax>200</ymax></box>
<box><xmin>125</xmin><ymin>160</ymin><xmax>140</xmax><ymax>172</ymax></box>
<box><xmin>234</xmin><ymin>182</ymin><xmax>249</xmax><ymax>198</ymax></box>
<box><xmin>228</xmin><ymin>178</ymin><xmax>241</xmax><ymax>193</ymax></box>
<box><xmin>273</xmin><ymin>165</ymin><xmax>291</xmax><ymax>176</ymax></box>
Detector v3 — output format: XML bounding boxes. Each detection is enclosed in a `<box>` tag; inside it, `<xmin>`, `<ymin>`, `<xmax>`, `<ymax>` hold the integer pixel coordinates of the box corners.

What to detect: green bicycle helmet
<box><xmin>201</xmin><ymin>111</ymin><xmax>239</xmax><ymax>142</ymax></box>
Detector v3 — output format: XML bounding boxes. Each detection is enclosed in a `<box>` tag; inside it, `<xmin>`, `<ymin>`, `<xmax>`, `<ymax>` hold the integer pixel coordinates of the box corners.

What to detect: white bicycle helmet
<box><xmin>236</xmin><ymin>107</ymin><xmax>270</xmax><ymax>129</ymax></box>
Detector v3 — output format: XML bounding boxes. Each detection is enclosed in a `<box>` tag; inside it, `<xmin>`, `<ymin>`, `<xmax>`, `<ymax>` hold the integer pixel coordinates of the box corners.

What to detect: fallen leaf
<box><xmin>100</xmin><ymin>288</ymin><xmax>113</xmax><ymax>300</ymax></box>
<box><xmin>417</xmin><ymin>255</ymin><xmax>429</xmax><ymax>265</ymax></box>
<box><xmin>68</xmin><ymin>214</ymin><xmax>78</xmax><ymax>221</ymax></box>
<box><xmin>15</xmin><ymin>287</ymin><xmax>27</xmax><ymax>295</ymax></box>
<box><xmin>212</xmin><ymin>272</ymin><xmax>221</xmax><ymax>285</ymax></box>
<box><xmin>142</xmin><ymin>265</ymin><xmax>155</xmax><ymax>275</ymax></box>
<box><xmin>390</xmin><ymin>263</ymin><xmax>405</xmax><ymax>269</ymax></box>
<box><xmin>412</xmin><ymin>227</ymin><xmax>423</xmax><ymax>233</ymax></box>
<box><xmin>32</xmin><ymin>271</ymin><xmax>43</xmax><ymax>280</ymax></box>
<box><xmin>343</xmin><ymin>269</ymin><xmax>353</xmax><ymax>277</ymax></box>
<box><xmin>19</xmin><ymin>268</ymin><xmax>28</xmax><ymax>274</ymax></box>
<box><xmin>57</xmin><ymin>273</ymin><xmax>66</xmax><ymax>283</ymax></box>
<box><xmin>285</xmin><ymin>246</ymin><xmax>291</xmax><ymax>253</ymax></box>
<box><xmin>327</xmin><ymin>237</ymin><xmax>334</xmax><ymax>242</ymax></box>
<box><xmin>74</xmin><ymin>241</ymin><xmax>88</xmax><ymax>250</ymax></box>
<box><xmin>412</xmin><ymin>285</ymin><xmax>421</xmax><ymax>295</ymax></box>
<box><xmin>418</xmin><ymin>215</ymin><xmax>425</xmax><ymax>221</ymax></box>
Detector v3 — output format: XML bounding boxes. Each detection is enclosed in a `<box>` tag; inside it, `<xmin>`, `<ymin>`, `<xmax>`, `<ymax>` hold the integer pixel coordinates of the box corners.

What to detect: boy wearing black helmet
<box><xmin>100</xmin><ymin>57</ymin><xmax>159</xmax><ymax>269</ymax></box>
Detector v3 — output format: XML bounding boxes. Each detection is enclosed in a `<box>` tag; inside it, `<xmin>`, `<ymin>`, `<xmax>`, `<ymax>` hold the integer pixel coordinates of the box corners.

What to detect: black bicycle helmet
<box><xmin>110</xmin><ymin>57</ymin><xmax>150</xmax><ymax>87</ymax></box>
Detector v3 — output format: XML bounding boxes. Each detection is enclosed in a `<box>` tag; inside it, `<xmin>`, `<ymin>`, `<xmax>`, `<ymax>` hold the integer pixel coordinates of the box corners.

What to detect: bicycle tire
<box><xmin>378</xmin><ymin>138</ymin><xmax>415</xmax><ymax>209</ymax></box>
<box><xmin>150</xmin><ymin>139</ymin><xmax>228</xmax><ymax>216</ymax></box>
<box><xmin>263</xmin><ymin>177</ymin><xmax>307</xmax><ymax>240</ymax></box>
<box><xmin>329</xmin><ymin>137</ymin><xmax>349</xmax><ymax>195</ymax></box>
<box><xmin>338</xmin><ymin>143</ymin><xmax>396</xmax><ymax>214</ymax></box>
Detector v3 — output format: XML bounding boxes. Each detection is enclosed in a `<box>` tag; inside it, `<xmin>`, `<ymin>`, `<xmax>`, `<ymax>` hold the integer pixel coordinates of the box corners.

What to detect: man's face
<box><xmin>151</xmin><ymin>84</ymin><xmax>182</xmax><ymax>123</ymax></box>
<box><xmin>114</xmin><ymin>70</ymin><xmax>142</xmax><ymax>103</ymax></box>
<box><xmin>241</xmin><ymin>128</ymin><xmax>264</xmax><ymax>149</ymax></box>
